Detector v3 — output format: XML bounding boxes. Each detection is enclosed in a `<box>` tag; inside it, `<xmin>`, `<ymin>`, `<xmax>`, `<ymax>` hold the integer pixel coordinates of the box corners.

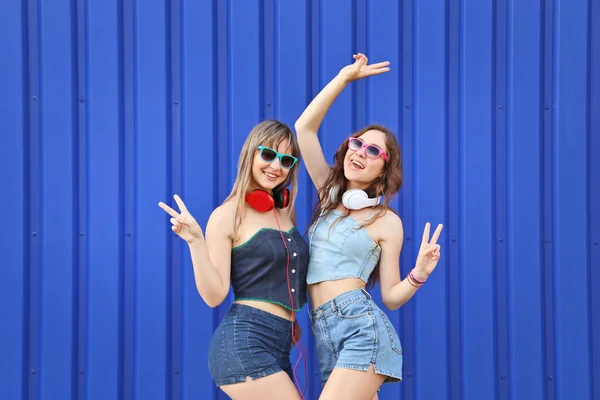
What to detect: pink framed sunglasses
<box><xmin>347</xmin><ymin>137</ymin><xmax>389</xmax><ymax>161</ymax></box>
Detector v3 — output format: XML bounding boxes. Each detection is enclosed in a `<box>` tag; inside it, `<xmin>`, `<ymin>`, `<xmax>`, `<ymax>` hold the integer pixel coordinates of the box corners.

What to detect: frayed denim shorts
<box><xmin>310</xmin><ymin>289</ymin><xmax>403</xmax><ymax>387</ymax></box>
<box><xmin>207</xmin><ymin>303</ymin><xmax>294</xmax><ymax>387</ymax></box>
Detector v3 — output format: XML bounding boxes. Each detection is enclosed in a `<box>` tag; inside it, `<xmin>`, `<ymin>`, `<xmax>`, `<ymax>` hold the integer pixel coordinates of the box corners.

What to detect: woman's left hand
<box><xmin>413</xmin><ymin>222</ymin><xmax>444</xmax><ymax>280</ymax></box>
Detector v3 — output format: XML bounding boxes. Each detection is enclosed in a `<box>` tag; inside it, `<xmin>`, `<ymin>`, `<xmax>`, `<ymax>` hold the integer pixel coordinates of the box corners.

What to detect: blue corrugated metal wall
<box><xmin>0</xmin><ymin>0</ymin><xmax>598</xmax><ymax>399</ymax></box>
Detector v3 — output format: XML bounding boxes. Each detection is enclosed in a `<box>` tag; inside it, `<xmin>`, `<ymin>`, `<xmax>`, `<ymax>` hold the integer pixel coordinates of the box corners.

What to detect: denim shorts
<box><xmin>207</xmin><ymin>303</ymin><xmax>294</xmax><ymax>386</ymax></box>
<box><xmin>310</xmin><ymin>289</ymin><xmax>403</xmax><ymax>387</ymax></box>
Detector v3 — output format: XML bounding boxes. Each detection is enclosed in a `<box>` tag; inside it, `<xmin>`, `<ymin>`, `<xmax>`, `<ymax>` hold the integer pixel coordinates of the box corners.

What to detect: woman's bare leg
<box><xmin>219</xmin><ymin>371</ymin><xmax>301</xmax><ymax>400</ymax></box>
<box><xmin>318</xmin><ymin>364</ymin><xmax>385</xmax><ymax>400</ymax></box>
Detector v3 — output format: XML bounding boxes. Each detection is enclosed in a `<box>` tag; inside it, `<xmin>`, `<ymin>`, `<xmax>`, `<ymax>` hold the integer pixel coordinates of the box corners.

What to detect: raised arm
<box><xmin>294</xmin><ymin>53</ymin><xmax>390</xmax><ymax>190</ymax></box>
<box><xmin>159</xmin><ymin>195</ymin><xmax>232</xmax><ymax>308</ymax></box>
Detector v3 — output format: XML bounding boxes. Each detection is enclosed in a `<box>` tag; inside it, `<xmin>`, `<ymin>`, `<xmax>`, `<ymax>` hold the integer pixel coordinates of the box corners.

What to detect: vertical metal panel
<box><xmin>36</xmin><ymin>1</ymin><xmax>79</xmax><ymax>398</ymax></box>
<box><xmin>590</xmin><ymin>3</ymin><xmax>600</xmax><ymax>400</ymax></box>
<box><xmin>542</xmin><ymin>0</ymin><xmax>557</xmax><ymax>398</ymax></box>
<box><xmin>462</xmin><ymin>0</ymin><xmax>496</xmax><ymax>396</ymax></box>
<box><xmin>446</xmin><ymin>0</ymin><xmax>462</xmax><ymax>398</ymax></box>
<box><xmin>494</xmin><ymin>0</ymin><xmax>509</xmax><ymax>398</ymax></box>
<box><xmin>0</xmin><ymin>2</ymin><xmax>27</xmax><ymax>400</ymax></box>
<box><xmin>413</xmin><ymin>1</ymin><xmax>449</xmax><ymax>398</ymax></box>
<box><xmin>25</xmin><ymin>0</ymin><xmax>42</xmax><ymax>398</ymax></box>
<box><xmin>75</xmin><ymin>0</ymin><xmax>87</xmax><ymax>398</ymax></box>
<box><xmin>135</xmin><ymin>0</ymin><xmax>170</xmax><ymax>398</ymax></box>
<box><xmin>122</xmin><ymin>0</ymin><xmax>137</xmax><ymax>397</ymax></box>
<box><xmin>399</xmin><ymin>1</ymin><xmax>416</xmax><ymax>398</ymax></box>
<box><xmin>0</xmin><ymin>1</ymin><xmax>598</xmax><ymax>399</ymax></box>
<box><xmin>179</xmin><ymin>0</ymin><xmax>218</xmax><ymax>399</ymax></box>
<box><xmin>85</xmin><ymin>0</ymin><xmax>121</xmax><ymax>399</ymax></box>
<box><xmin>509</xmin><ymin>0</ymin><xmax>545</xmax><ymax>399</ymax></box>
<box><xmin>169</xmin><ymin>0</ymin><xmax>183</xmax><ymax>399</ymax></box>
<box><xmin>553</xmin><ymin>0</ymin><xmax>592</xmax><ymax>398</ymax></box>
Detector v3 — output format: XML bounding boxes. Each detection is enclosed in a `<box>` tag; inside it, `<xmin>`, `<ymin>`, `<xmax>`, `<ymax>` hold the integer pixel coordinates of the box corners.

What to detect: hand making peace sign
<box><xmin>158</xmin><ymin>195</ymin><xmax>204</xmax><ymax>244</ymax></box>
<box><xmin>414</xmin><ymin>222</ymin><xmax>444</xmax><ymax>278</ymax></box>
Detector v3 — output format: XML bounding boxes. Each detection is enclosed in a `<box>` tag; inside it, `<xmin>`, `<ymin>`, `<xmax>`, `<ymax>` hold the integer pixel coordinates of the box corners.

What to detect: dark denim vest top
<box><xmin>231</xmin><ymin>227</ymin><xmax>309</xmax><ymax>311</ymax></box>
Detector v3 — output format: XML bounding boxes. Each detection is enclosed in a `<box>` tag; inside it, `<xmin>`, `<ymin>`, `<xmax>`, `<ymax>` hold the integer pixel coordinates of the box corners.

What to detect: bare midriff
<box><xmin>233</xmin><ymin>299</ymin><xmax>294</xmax><ymax>320</ymax></box>
<box><xmin>308</xmin><ymin>277</ymin><xmax>366</xmax><ymax>309</ymax></box>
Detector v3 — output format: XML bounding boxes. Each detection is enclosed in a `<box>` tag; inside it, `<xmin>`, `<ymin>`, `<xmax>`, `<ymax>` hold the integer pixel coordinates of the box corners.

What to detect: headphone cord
<box><xmin>272</xmin><ymin>209</ymin><xmax>307</xmax><ymax>399</ymax></box>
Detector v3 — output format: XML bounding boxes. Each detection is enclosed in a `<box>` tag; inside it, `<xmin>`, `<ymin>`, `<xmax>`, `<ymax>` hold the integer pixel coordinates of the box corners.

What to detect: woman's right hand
<box><xmin>158</xmin><ymin>194</ymin><xmax>204</xmax><ymax>244</ymax></box>
<box><xmin>337</xmin><ymin>53</ymin><xmax>390</xmax><ymax>83</ymax></box>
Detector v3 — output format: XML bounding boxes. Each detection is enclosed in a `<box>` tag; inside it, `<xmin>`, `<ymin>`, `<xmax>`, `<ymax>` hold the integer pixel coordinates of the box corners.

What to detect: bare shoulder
<box><xmin>375</xmin><ymin>209</ymin><xmax>404</xmax><ymax>242</ymax></box>
<box><xmin>375</xmin><ymin>208</ymin><xmax>403</xmax><ymax>227</ymax></box>
<box><xmin>207</xmin><ymin>200</ymin><xmax>235</xmax><ymax>236</ymax></box>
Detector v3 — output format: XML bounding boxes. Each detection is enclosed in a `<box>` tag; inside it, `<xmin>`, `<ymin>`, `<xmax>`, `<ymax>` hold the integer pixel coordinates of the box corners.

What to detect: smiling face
<box><xmin>249</xmin><ymin>139</ymin><xmax>295</xmax><ymax>192</ymax></box>
<box><xmin>226</xmin><ymin>120</ymin><xmax>300</xmax><ymax>239</ymax></box>
<box><xmin>343</xmin><ymin>129</ymin><xmax>388</xmax><ymax>190</ymax></box>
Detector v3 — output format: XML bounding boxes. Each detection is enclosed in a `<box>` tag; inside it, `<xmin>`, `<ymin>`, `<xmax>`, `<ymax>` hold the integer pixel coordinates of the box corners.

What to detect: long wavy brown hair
<box><xmin>310</xmin><ymin>124</ymin><xmax>403</xmax><ymax>288</ymax></box>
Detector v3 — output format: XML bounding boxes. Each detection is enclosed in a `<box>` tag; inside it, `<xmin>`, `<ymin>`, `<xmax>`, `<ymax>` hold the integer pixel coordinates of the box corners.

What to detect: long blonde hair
<box><xmin>225</xmin><ymin>120</ymin><xmax>300</xmax><ymax>240</ymax></box>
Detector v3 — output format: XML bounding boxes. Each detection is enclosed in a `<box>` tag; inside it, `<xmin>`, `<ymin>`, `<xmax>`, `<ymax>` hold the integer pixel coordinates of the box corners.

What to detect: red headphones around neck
<box><xmin>244</xmin><ymin>185</ymin><xmax>307</xmax><ymax>398</ymax></box>
<box><xmin>245</xmin><ymin>187</ymin><xmax>290</xmax><ymax>212</ymax></box>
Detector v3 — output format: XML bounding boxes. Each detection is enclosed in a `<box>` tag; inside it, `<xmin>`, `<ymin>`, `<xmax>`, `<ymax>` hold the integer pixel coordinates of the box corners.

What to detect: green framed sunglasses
<box><xmin>257</xmin><ymin>146</ymin><xmax>298</xmax><ymax>169</ymax></box>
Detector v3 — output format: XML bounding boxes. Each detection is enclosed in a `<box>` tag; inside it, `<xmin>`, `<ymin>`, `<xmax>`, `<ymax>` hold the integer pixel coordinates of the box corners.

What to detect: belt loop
<box><xmin>330</xmin><ymin>298</ymin><xmax>337</xmax><ymax>313</ymax></box>
<box><xmin>361</xmin><ymin>288</ymin><xmax>372</xmax><ymax>300</ymax></box>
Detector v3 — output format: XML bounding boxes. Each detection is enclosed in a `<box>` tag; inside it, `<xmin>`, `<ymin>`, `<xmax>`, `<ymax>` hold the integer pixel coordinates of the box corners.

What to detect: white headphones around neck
<box><xmin>328</xmin><ymin>185</ymin><xmax>382</xmax><ymax>210</ymax></box>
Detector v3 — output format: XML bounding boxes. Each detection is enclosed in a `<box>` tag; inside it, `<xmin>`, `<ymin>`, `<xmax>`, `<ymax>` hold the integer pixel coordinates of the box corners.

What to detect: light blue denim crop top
<box><xmin>307</xmin><ymin>209</ymin><xmax>381</xmax><ymax>284</ymax></box>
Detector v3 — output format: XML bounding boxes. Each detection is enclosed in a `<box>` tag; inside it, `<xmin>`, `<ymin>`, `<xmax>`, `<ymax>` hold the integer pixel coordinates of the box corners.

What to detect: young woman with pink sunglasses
<box><xmin>295</xmin><ymin>54</ymin><xmax>444</xmax><ymax>400</ymax></box>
